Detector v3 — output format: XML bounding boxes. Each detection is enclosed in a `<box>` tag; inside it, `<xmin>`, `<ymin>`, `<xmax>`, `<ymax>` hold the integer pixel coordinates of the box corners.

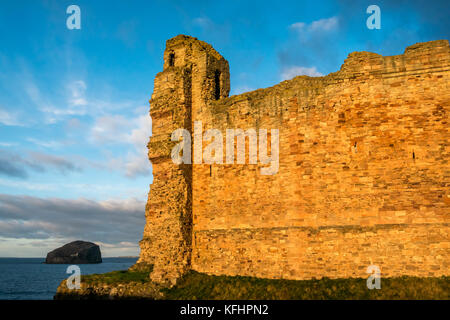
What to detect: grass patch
<box><xmin>76</xmin><ymin>267</ymin><xmax>448</xmax><ymax>299</ymax></box>
<box><xmin>163</xmin><ymin>271</ymin><xmax>449</xmax><ymax>300</ymax></box>
<box><xmin>81</xmin><ymin>268</ymin><xmax>152</xmax><ymax>285</ymax></box>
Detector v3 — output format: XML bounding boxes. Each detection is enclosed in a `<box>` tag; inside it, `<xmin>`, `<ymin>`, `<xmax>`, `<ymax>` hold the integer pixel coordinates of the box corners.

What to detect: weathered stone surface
<box><xmin>46</xmin><ymin>241</ymin><xmax>102</xmax><ymax>264</ymax></box>
<box><xmin>54</xmin><ymin>280</ymin><xmax>161</xmax><ymax>300</ymax></box>
<box><xmin>135</xmin><ymin>35</ymin><xmax>450</xmax><ymax>286</ymax></box>
<box><xmin>133</xmin><ymin>35</ymin><xmax>230</xmax><ymax>286</ymax></box>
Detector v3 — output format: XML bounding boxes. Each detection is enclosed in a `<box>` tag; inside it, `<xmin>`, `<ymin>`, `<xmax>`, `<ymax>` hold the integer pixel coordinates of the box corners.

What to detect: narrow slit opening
<box><xmin>169</xmin><ymin>53</ymin><xmax>175</xmax><ymax>67</ymax></box>
<box><xmin>214</xmin><ymin>70</ymin><xmax>221</xmax><ymax>100</ymax></box>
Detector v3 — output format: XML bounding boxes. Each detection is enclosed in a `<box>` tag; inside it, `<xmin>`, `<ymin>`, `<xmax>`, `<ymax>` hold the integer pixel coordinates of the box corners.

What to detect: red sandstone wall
<box><xmin>191</xmin><ymin>40</ymin><xmax>450</xmax><ymax>279</ymax></box>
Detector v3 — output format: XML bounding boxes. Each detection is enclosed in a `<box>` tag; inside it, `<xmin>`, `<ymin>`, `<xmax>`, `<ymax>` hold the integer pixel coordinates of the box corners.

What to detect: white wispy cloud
<box><xmin>0</xmin><ymin>108</ymin><xmax>23</xmax><ymax>126</ymax></box>
<box><xmin>68</xmin><ymin>80</ymin><xmax>87</xmax><ymax>107</ymax></box>
<box><xmin>90</xmin><ymin>113</ymin><xmax>152</xmax><ymax>178</ymax></box>
<box><xmin>24</xmin><ymin>81</ymin><xmax>57</xmax><ymax>118</ymax></box>
<box><xmin>35</xmin><ymin>80</ymin><xmax>88</xmax><ymax>119</ymax></box>
<box><xmin>0</xmin><ymin>178</ymin><xmax>147</xmax><ymax>199</ymax></box>
<box><xmin>20</xmin><ymin>74</ymin><xmax>152</xmax><ymax>179</ymax></box>
<box><xmin>0</xmin><ymin>178</ymin><xmax>55</xmax><ymax>191</ymax></box>
<box><xmin>26</xmin><ymin>138</ymin><xmax>62</xmax><ymax>149</ymax></box>
<box><xmin>91</xmin><ymin>114</ymin><xmax>133</xmax><ymax>144</ymax></box>
<box><xmin>193</xmin><ymin>17</ymin><xmax>214</xmax><ymax>28</ymax></box>
<box><xmin>0</xmin><ymin>149</ymin><xmax>81</xmax><ymax>178</ymax></box>
<box><xmin>232</xmin><ymin>85</ymin><xmax>255</xmax><ymax>95</ymax></box>
<box><xmin>29</xmin><ymin>79</ymin><xmax>139</xmax><ymax>123</ymax></box>
<box><xmin>279</xmin><ymin>16</ymin><xmax>339</xmax><ymax>81</ymax></box>
<box><xmin>289</xmin><ymin>16</ymin><xmax>339</xmax><ymax>33</ymax></box>
<box><xmin>280</xmin><ymin>66</ymin><xmax>323</xmax><ymax>81</ymax></box>
<box><xmin>0</xmin><ymin>142</ymin><xmax>16</xmax><ymax>147</ymax></box>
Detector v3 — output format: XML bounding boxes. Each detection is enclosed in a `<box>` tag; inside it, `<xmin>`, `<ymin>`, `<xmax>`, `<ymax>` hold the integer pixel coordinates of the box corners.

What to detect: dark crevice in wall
<box><xmin>214</xmin><ymin>70</ymin><xmax>221</xmax><ymax>100</ymax></box>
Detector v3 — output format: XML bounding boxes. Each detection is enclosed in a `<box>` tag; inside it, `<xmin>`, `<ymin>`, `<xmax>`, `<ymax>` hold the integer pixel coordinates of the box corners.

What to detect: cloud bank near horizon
<box><xmin>0</xmin><ymin>194</ymin><xmax>145</xmax><ymax>257</ymax></box>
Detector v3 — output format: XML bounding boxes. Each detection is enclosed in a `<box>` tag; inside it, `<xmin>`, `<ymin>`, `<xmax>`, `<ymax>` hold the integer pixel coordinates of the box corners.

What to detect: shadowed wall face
<box><xmin>138</xmin><ymin>36</ymin><xmax>449</xmax><ymax>285</ymax></box>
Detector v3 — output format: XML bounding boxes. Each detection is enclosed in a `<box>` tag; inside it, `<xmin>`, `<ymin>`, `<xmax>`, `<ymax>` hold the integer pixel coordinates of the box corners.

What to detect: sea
<box><xmin>0</xmin><ymin>257</ymin><xmax>138</xmax><ymax>300</ymax></box>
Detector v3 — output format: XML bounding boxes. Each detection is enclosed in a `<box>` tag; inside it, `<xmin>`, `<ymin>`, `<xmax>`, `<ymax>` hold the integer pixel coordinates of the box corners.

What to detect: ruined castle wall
<box><xmin>190</xmin><ymin>40</ymin><xmax>450</xmax><ymax>279</ymax></box>
<box><xmin>135</xmin><ymin>51</ymin><xmax>194</xmax><ymax>284</ymax></box>
<box><xmin>136</xmin><ymin>35</ymin><xmax>230</xmax><ymax>285</ymax></box>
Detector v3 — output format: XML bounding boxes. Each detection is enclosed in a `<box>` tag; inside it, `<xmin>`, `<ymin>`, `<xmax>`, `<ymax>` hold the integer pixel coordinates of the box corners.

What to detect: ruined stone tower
<box><xmin>135</xmin><ymin>35</ymin><xmax>449</xmax><ymax>286</ymax></box>
<box><xmin>134</xmin><ymin>35</ymin><xmax>230</xmax><ymax>285</ymax></box>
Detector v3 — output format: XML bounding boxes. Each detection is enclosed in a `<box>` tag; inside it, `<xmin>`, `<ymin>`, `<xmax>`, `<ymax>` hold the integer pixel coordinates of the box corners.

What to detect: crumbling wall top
<box><xmin>166</xmin><ymin>34</ymin><xmax>226</xmax><ymax>61</ymax></box>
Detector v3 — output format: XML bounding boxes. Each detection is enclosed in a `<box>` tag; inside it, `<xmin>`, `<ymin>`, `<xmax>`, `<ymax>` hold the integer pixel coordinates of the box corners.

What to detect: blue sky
<box><xmin>0</xmin><ymin>0</ymin><xmax>448</xmax><ymax>257</ymax></box>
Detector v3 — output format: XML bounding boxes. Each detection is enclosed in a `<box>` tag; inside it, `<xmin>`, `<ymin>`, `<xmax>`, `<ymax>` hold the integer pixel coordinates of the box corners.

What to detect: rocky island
<box><xmin>46</xmin><ymin>240</ymin><xmax>102</xmax><ymax>264</ymax></box>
